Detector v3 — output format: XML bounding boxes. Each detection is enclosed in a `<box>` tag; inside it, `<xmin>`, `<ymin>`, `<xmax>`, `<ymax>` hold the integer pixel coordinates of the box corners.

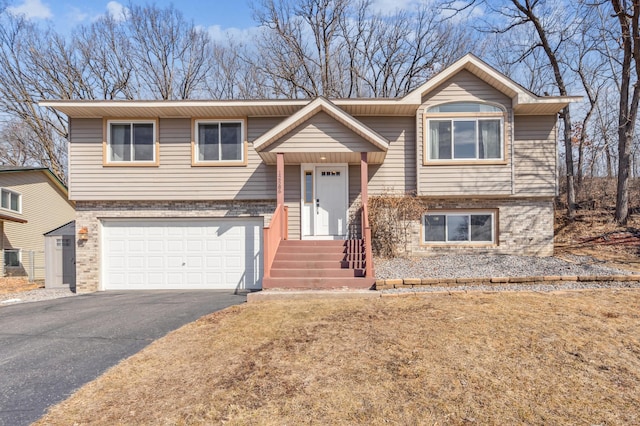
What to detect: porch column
<box><xmin>276</xmin><ymin>152</ymin><xmax>285</xmax><ymax>207</ymax></box>
<box><xmin>360</xmin><ymin>152</ymin><xmax>368</xmax><ymax>206</ymax></box>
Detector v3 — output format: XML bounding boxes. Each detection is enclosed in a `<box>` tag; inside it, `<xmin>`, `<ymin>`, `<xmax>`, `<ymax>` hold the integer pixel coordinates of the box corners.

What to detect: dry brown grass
<box><xmin>0</xmin><ymin>277</ymin><xmax>41</xmax><ymax>294</ymax></box>
<box><xmin>555</xmin><ymin>207</ymin><xmax>640</xmax><ymax>271</ymax></box>
<box><xmin>36</xmin><ymin>290</ymin><xmax>640</xmax><ymax>425</ymax></box>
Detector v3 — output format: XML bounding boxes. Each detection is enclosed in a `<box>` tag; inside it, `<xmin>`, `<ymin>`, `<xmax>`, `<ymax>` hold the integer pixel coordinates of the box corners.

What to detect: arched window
<box><xmin>425</xmin><ymin>102</ymin><xmax>505</xmax><ymax>161</ymax></box>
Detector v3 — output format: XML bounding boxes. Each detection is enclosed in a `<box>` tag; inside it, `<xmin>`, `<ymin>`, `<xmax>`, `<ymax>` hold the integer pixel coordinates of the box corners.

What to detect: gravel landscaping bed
<box><xmin>375</xmin><ymin>254</ymin><xmax>634</xmax><ymax>280</ymax></box>
<box><xmin>0</xmin><ymin>288</ymin><xmax>77</xmax><ymax>306</ymax></box>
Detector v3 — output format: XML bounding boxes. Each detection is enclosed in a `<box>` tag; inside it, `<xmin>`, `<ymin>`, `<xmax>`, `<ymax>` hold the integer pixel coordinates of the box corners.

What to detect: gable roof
<box><xmin>253</xmin><ymin>97</ymin><xmax>389</xmax><ymax>152</ymax></box>
<box><xmin>44</xmin><ymin>220</ymin><xmax>75</xmax><ymax>236</ymax></box>
<box><xmin>0</xmin><ymin>166</ymin><xmax>69</xmax><ymax>200</ymax></box>
<box><xmin>402</xmin><ymin>53</ymin><xmax>581</xmax><ymax>114</ymax></box>
<box><xmin>40</xmin><ymin>53</ymin><xmax>581</xmax><ymax>118</ymax></box>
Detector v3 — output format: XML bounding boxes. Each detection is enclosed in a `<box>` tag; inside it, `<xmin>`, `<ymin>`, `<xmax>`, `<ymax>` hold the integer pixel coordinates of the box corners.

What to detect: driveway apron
<box><xmin>0</xmin><ymin>290</ymin><xmax>245</xmax><ymax>426</ymax></box>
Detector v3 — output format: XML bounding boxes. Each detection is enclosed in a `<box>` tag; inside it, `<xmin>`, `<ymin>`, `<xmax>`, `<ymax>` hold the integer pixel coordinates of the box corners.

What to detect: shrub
<box><xmin>368</xmin><ymin>193</ymin><xmax>423</xmax><ymax>257</ymax></box>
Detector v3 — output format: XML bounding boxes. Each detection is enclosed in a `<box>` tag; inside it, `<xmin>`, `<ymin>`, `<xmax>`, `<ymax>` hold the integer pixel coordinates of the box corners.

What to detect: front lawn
<box><xmin>0</xmin><ymin>277</ymin><xmax>40</xmax><ymax>294</ymax></box>
<box><xmin>37</xmin><ymin>290</ymin><xmax>640</xmax><ymax>425</ymax></box>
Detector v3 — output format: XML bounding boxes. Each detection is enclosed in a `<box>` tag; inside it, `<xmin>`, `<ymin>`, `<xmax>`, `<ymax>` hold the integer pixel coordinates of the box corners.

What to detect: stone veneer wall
<box><xmin>405</xmin><ymin>197</ymin><xmax>554</xmax><ymax>257</ymax></box>
<box><xmin>75</xmin><ymin>200</ymin><xmax>276</xmax><ymax>293</ymax></box>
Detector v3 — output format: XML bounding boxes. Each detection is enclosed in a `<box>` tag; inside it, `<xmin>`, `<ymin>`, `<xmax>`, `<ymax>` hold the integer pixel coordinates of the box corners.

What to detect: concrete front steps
<box><xmin>262</xmin><ymin>239</ymin><xmax>375</xmax><ymax>290</ymax></box>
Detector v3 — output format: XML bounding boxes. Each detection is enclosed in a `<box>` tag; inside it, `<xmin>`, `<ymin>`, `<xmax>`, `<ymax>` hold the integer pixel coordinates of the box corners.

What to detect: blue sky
<box><xmin>4</xmin><ymin>0</ymin><xmax>259</xmax><ymax>35</ymax></box>
<box><xmin>4</xmin><ymin>0</ymin><xmax>429</xmax><ymax>36</ymax></box>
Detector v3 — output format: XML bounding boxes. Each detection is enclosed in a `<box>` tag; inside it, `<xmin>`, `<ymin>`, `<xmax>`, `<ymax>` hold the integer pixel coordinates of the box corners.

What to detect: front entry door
<box><xmin>302</xmin><ymin>164</ymin><xmax>348</xmax><ymax>238</ymax></box>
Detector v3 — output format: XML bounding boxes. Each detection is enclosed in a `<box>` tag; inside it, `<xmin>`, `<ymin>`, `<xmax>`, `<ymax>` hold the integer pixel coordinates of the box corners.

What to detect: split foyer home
<box><xmin>41</xmin><ymin>54</ymin><xmax>581</xmax><ymax>293</ymax></box>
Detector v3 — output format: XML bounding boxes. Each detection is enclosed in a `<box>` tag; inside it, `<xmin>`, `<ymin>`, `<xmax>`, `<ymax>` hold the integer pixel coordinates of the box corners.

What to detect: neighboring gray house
<box><xmin>0</xmin><ymin>167</ymin><xmax>76</xmax><ymax>281</ymax></box>
<box><xmin>42</xmin><ymin>54</ymin><xmax>580</xmax><ymax>293</ymax></box>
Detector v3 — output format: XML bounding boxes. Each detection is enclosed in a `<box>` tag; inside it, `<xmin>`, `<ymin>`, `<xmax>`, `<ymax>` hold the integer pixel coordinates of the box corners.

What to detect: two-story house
<box><xmin>0</xmin><ymin>166</ymin><xmax>75</xmax><ymax>280</ymax></box>
<box><xmin>42</xmin><ymin>54</ymin><xmax>580</xmax><ymax>293</ymax></box>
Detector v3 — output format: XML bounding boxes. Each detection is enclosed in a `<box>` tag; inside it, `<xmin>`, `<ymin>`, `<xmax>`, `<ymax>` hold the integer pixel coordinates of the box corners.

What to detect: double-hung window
<box><xmin>423</xmin><ymin>211</ymin><xmax>495</xmax><ymax>244</ymax></box>
<box><xmin>107</xmin><ymin>120</ymin><xmax>156</xmax><ymax>163</ymax></box>
<box><xmin>194</xmin><ymin>120</ymin><xmax>244</xmax><ymax>164</ymax></box>
<box><xmin>1</xmin><ymin>188</ymin><xmax>21</xmax><ymax>213</ymax></box>
<box><xmin>426</xmin><ymin>102</ymin><xmax>504</xmax><ymax>162</ymax></box>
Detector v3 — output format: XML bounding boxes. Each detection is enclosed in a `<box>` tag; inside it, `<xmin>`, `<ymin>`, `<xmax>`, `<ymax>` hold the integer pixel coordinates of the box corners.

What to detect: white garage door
<box><xmin>101</xmin><ymin>218</ymin><xmax>262</xmax><ymax>290</ymax></box>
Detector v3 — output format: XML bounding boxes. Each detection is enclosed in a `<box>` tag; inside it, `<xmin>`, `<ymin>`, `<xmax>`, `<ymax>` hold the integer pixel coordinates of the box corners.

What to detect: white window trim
<box><xmin>193</xmin><ymin>119</ymin><xmax>245</xmax><ymax>164</ymax></box>
<box><xmin>422</xmin><ymin>101</ymin><xmax>507</xmax><ymax>165</ymax></box>
<box><xmin>422</xmin><ymin>211</ymin><xmax>496</xmax><ymax>244</ymax></box>
<box><xmin>4</xmin><ymin>248</ymin><xmax>21</xmax><ymax>267</ymax></box>
<box><xmin>106</xmin><ymin>120</ymin><xmax>157</xmax><ymax>164</ymax></box>
<box><xmin>426</xmin><ymin>116</ymin><xmax>505</xmax><ymax>162</ymax></box>
<box><xmin>0</xmin><ymin>188</ymin><xmax>22</xmax><ymax>214</ymax></box>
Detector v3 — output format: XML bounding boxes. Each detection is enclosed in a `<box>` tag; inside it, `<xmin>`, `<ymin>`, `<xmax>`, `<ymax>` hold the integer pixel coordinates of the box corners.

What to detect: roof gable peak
<box><xmin>253</xmin><ymin>97</ymin><xmax>389</xmax><ymax>152</ymax></box>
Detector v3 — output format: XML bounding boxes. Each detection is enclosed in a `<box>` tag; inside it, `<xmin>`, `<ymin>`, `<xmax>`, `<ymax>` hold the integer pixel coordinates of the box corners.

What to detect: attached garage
<box><xmin>101</xmin><ymin>218</ymin><xmax>263</xmax><ymax>290</ymax></box>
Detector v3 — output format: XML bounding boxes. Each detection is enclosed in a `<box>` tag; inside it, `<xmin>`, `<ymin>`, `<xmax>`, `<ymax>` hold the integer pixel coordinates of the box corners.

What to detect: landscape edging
<box><xmin>374</xmin><ymin>275</ymin><xmax>640</xmax><ymax>290</ymax></box>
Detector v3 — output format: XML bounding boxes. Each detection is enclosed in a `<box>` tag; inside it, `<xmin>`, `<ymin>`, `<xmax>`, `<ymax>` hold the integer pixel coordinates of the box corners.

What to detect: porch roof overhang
<box><xmin>253</xmin><ymin>97</ymin><xmax>389</xmax><ymax>165</ymax></box>
<box><xmin>261</xmin><ymin>151</ymin><xmax>387</xmax><ymax>165</ymax></box>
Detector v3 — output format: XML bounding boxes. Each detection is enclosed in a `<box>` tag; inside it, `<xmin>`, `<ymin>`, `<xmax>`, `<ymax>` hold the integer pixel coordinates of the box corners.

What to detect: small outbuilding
<box><xmin>44</xmin><ymin>221</ymin><xmax>76</xmax><ymax>290</ymax></box>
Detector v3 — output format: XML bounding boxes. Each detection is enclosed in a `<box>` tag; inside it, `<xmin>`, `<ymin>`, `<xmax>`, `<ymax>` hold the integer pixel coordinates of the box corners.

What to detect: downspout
<box><xmin>416</xmin><ymin>108</ymin><xmax>422</xmax><ymax>195</ymax></box>
<box><xmin>511</xmin><ymin>109</ymin><xmax>515</xmax><ymax>195</ymax></box>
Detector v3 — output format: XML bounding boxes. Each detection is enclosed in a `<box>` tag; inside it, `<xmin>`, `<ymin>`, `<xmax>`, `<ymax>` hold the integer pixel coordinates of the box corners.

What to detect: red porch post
<box><xmin>360</xmin><ymin>152</ymin><xmax>374</xmax><ymax>278</ymax></box>
<box><xmin>360</xmin><ymin>152</ymin><xmax>368</xmax><ymax>206</ymax></box>
<box><xmin>276</xmin><ymin>152</ymin><xmax>284</xmax><ymax>207</ymax></box>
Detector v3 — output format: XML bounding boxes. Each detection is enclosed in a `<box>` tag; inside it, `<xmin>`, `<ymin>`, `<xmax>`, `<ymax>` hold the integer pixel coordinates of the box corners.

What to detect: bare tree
<box><xmin>251</xmin><ymin>0</ymin><xmax>472</xmax><ymax>98</ymax></box>
<box><xmin>126</xmin><ymin>3</ymin><xmax>212</xmax><ymax>100</ymax></box>
<box><xmin>569</xmin><ymin>10</ymin><xmax>608</xmax><ymax>190</ymax></box>
<box><xmin>74</xmin><ymin>16</ymin><xmax>136</xmax><ymax>100</ymax></box>
<box><xmin>0</xmin><ymin>13</ymin><xmax>68</xmax><ymax>179</ymax></box>
<box><xmin>609</xmin><ymin>0</ymin><xmax>640</xmax><ymax>224</ymax></box>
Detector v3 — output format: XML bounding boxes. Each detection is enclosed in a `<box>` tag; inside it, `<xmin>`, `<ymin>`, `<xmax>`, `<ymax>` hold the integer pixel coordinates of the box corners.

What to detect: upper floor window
<box><xmin>426</xmin><ymin>102</ymin><xmax>504</xmax><ymax>162</ymax></box>
<box><xmin>194</xmin><ymin>120</ymin><xmax>244</xmax><ymax>164</ymax></box>
<box><xmin>1</xmin><ymin>188</ymin><xmax>21</xmax><ymax>213</ymax></box>
<box><xmin>107</xmin><ymin>120</ymin><xmax>156</xmax><ymax>163</ymax></box>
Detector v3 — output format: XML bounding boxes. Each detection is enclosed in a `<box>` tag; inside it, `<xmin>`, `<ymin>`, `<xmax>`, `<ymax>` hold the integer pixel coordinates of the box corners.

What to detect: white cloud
<box><xmin>7</xmin><ymin>0</ymin><xmax>52</xmax><ymax>20</ymax></box>
<box><xmin>207</xmin><ymin>24</ymin><xmax>260</xmax><ymax>44</ymax></box>
<box><xmin>370</xmin><ymin>0</ymin><xmax>417</xmax><ymax>15</ymax></box>
<box><xmin>67</xmin><ymin>7</ymin><xmax>88</xmax><ymax>23</ymax></box>
<box><xmin>106</xmin><ymin>1</ymin><xmax>127</xmax><ymax>22</ymax></box>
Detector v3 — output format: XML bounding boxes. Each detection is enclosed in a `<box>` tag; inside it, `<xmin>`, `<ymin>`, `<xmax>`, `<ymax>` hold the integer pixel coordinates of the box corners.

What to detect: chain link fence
<box><xmin>1</xmin><ymin>249</ymin><xmax>45</xmax><ymax>283</ymax></box>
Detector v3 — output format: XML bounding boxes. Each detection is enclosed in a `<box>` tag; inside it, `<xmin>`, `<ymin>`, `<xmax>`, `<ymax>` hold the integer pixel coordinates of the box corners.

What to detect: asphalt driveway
<box><xmin>0</xmin><ymin>290</ymin><xmax>246</xmax><ymax>426</ymax></box>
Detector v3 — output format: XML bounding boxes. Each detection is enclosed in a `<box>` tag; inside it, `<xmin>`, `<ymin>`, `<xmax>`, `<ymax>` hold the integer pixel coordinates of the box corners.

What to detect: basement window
<box><xmin>423</xmin><ymin>212</ymin><xmax>495</xmax><ymax>244</ymax></box>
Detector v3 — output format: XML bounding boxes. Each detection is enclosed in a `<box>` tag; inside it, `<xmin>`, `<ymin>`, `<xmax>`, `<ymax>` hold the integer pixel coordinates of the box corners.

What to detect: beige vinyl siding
<box><xmin>420</xmin><ymin>70</ymin><xmax>512</xmax><ymax>105</ymax></box>
<box><xmin>266</xmin><ymin>111</ymin><xmax>379</xmax><ymax>153</ymax></box>
<box><xmin>1</xmin><ymin>171</ymin><xmax>75</xmax><ymax>279</ymax></box>
<box><xmin>360</xmin><ymin>116</ymin><xmax>416</xmax><ymax>194</ymax></box>
<box><xmin>417</xmin><ymin>70</ymin><xmax>513</xmax><ymax>196</ymax></box>
<box><xmin>514</xmin><ymin>115</ymin><xmax>557</xmax><ymax>196</ymax></box>
<box><xmin>284</xmin><ymin>165</ymin><xmax>301</xmax><ymax>239</ymax></box>
<box><xmin>68</xmin><ymin>117</ymin><xmax>280</xmax><ymax>201</ymax></box>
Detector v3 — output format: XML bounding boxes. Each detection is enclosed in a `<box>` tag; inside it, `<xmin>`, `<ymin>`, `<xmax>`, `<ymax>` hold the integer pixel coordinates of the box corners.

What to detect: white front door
<box><xmin>301</xmin><ymin>164</ymin><xmax>348</xmax><ymax>239</ymax></box>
